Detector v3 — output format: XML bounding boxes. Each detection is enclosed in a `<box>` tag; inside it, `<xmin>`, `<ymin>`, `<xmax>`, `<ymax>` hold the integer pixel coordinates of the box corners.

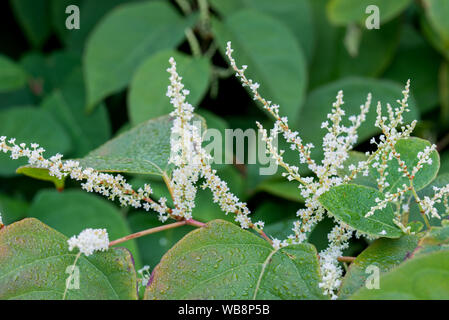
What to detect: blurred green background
<box><xmin>0</xmin><ymin>0</ymin><xmax>448</xmax><ymax>269</ymax></box>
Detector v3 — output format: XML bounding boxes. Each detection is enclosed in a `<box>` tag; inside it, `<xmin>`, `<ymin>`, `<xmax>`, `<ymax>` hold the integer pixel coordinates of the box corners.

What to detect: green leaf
<box><xmin>339</xmin><ymin>151</ymin><xmax>377</xmax><ymax>188</ymax></box>
<box><xmin>423</xmin><ymin>0</ymin><xmax>449</xmax><ymax>46</ymax></box>
<box><xmin>16</xmin><ymin>167</ymin><xmax>65</xmax><ymax>190</ymax></box>
<box><xmin>339</xmin><ymin>235</ymin><xmax>419</xmax><ymax>298</ymax></box>
<box><xmin>212</xmin><ymin>9</ymin><xmax>307</xmax><ymax>122</ymax></box>
<box><xmin>412</xmin><ymin>222</ymin><xmax>449</xmax><ymax>257</ymax></box>
<box><xmin>129</xmin><ymin>50</ymin><xmax>210</xmax><ymax>126</ymax></box>
<box><xmin>145</xmin><ymin>220</ymin><xmax>326</xmax><ymax>300</ymax></box>
<box><xmin>41</xmin><ymin>68</ymin><xmax>111</xmax><ymax>157</ymax></box>
<box><xmin>209</xmin><ymin>0</ymin><xmax>315</xmax><ymax>61</ymax></box>
<box><xmin>370</xmin><ymin>137</ymin><xmax>440</xmax><ymax>193</ymax></box>
<box><xmin>51</xmin><ymin>0</ymin><xmax>142</xmax><ymax>51</ymax></box>
<box><xmin>327</xmin><ymin>0</ymin><xmax>411</xmax><ymax>26</ymax></box>
<box><xmin>319</xmin><ymin>184</ymin><xmax>403</xmax><ymax>238</ymax></box>
<box><xmin>0</xmin><ymin>218</ymin><xmax>137</xmax><ymax>299</ymax></box>
<box><xmin>0</xmin><ymin>106</ymin><xmax>71</xmax><ymax>176</ymax></box>
<box><xmin>10</xmin><ymin>0</ymin><xmax>51</xmax><ymax>47</ymax></box>
<box><xmin>0</xmin><ymin>55</ymin><xmax>28</xmax><ymax>93</ymax></box>
<box><xmin>295</xmin><ymin>77</ymin><xmax>419</xmax><ymax>162</ymax></box>
<box><xmin>84</xmin><ymin>1</ymin><xmax>192</xmax><ymax>110</ymax></box>
<box><xmin>350</xmin><ymin>250</ymin><xmax>449</xmax><ymax>299</ymax></box>
<box><xmin>75</xmin><ymin>114</ymin><xmax>204</xmax><ymax>176</ymax></box>
<box><xmin>27</xmin><ymin>190</ymin><xmax>141</xmax><ymax>268</ymax></box>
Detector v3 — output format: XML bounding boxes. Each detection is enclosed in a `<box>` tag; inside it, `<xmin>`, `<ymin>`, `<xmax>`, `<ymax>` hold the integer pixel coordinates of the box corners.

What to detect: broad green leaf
<box><xmin>16</xmin><ymin>167</ymin><xmax>65</xmax><ymax>190</ymax></box>
<box><xmin>27</xmin><ymin>190</ymin><xmax>141</xmax><ymax>268</ymax></box>
<box><xmin>423</xmin><ymin>0</ymin><xmax>449</xmax><ymax>46</ymax></box>
<box><xmin>51</xmin><ymin>0</ymin><xmax>143</xmax><ymax>51</ymax></box>
<box><xmin>145</xmin><ymin>220</ymin><xmax>326</xmax><ymax>300</ymax></box>
<box><xmin>10</xmin><ymin>0</ymin><xmax>51</xmax><ymax>47</ymax></box>
<box><xmin>0</xmin><ymin>55</ymin><xmax>28</xmax><ymax>93</ymax></box>
<box><xmin>336</xmin><ymin>19</ymin><xmax>401</xmax><ymax>78</ymax></box>
<box><xmin>412</xmin><ymin>221</ymin><xmax>449</xmax><ymax>257</ymax></box>
<box><xmin>295</xmin><ymin>78</ymin><xmax>419</xmax><ymax>162</ymax></box>
<box><xmin>209</xmin><ymin>0</ymin><xmax>315</xmax><ymax>61</ymax></box>
<box><xmin>0</xmin><ymin>106</ymin><xmax>71</xmax><ymax>176</ymax></box>
<box><xmin>384</xmin><ymin>26</ymin><xmax>440</xmax><ymax>113</ymax></box>
<box><xmin>339</xmin><ymin>235</ymin><xmax>419</xmax><ymax>298</ymax></box>
<box><xmin>0</xmin><ymin>194</ymin><xmax>28</xmax><ymax>225</ymax></box>
<box><xmin>41</xmin><ymin>68</ymin><xmax>111</xmax><ymax>157</ymax></box>
<box><xmin>212</xmin><ymin>9</ymin><xmax>307</xmax><ymax>122</ymax></box>
<box><xmin>350</xmin><ymin>250</ymin><xmax>449</xmax><ymax>299</ymax></box>
<box><xmin>319</xmin><ymin>184</ymin><xmax>403</xmax><ymax>238</ymax></box>
<box><xmin>370</xmin><ymin>138</ymin><xmax>440</xmax><ymax>193</ymax></box>
<box><xmin>327</xmin><ymin>0</ymin><xmax>411</xmax><ymax>26</ymax></box>
<box><xmin>75</xmin><ymin>114</ymin><xmax>204</xmax><ymax>176</ymax></box>
<box><xmin>129</xmin><ymin>50</ymin><xmax>210</xmax><ymax>126</ymax></box>
<box><xmin>0</xmin><ymin>218</ymin><xmax>137</xmax><ymax>300</ymax></box>
<box><xmin>256</xmin><ymin>179</ymin><xmax>304</xmax><ymax>203</ymax></box>
<box><xmin>84</xmin><ymin>1</ymin><xmax>192</xmax><ymax>110</ymax></box>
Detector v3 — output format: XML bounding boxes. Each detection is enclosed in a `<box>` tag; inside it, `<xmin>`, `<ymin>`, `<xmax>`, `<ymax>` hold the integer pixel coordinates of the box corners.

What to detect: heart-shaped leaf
<box><xmin>128</xmin><ymin>50</ymin><xmax>210</xmax><ymax>126</ymax></box>
<box><xmin>84</xmin><ymin>1</ymin><xmax>193</xmax><ymax>110</ymax></box>
<box><xmin>327</xmin><ymin>0</ymin><xmax>411</xmax><ymax>26</ymax></box>
<box><xmin>27</xmin><ymin>190</ymin><xmax>141</xmax><ymax>268</ymax></box>
<box><xmin>145</xmin><ymin>219</ymin><xmax>326</xmax><ymax>300</ymax></box>
<box><xmin>370</xmin><ymin>137</ymin><xmax>440</xmax><ymax>193</ymax></box>
<box><xmin>0</xmin><ymin>218</ymin><xmax>137</xmax><ymax>300</ymax></box>
<box><xmin>339</xmin><ymin>235</ymin><xmax>419</xmax><ymax>298</ymax></box>
<box><xmin>0</xmin><ymin>106</ymin><xmax>71</xmax><ymax>176</ymax></box>
<box><xmin>319</xmin><ymin>184</ymin><xmax>403</xmax><ymax>238</ymax></box>
<box><xmin>209</xmin><ymin>0</ymin><xmax>315</xmax><ymax>61</ymax></box>
<box><xmin>350</xmin><ymin>250</ymin><xmax>449</xmax><ymax>299</ymax></box>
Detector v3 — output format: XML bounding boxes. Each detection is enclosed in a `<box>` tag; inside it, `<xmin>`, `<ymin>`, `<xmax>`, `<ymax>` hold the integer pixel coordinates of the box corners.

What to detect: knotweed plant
<box><xmin>1</xmin><ymin>43</ymin><xmax>449</xmax><ymax>300</ymax></box>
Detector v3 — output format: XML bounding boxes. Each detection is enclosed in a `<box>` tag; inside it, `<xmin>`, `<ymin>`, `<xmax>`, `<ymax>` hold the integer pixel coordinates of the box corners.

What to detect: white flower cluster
<box><xmin>166</xmin><ymin>57</ymin><xmax>255</xmax><ymax>229</ymax></box>
<box><xmin>0</xmin><ymin>136</ymin><xmax>170</xmax><ymax>222</ymax></box>
<box><xmin>225</xmin><ymin>41</ymin><xmax>449</xmax><ymax>299</ymax></box>
<box><xmin>68</xmin><ymin>228</ymin><xmax>109</xmax><ymax>256</ymax></box>
<box><xmin>0</xmin><ymin>211</ymin><xmax>3</xmax><ymax>227</ymax></box>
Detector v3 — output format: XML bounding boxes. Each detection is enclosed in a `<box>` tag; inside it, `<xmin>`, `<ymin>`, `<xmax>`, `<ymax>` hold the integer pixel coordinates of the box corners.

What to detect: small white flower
<box><xmin>68</xmin><ymin>228</ymin><xmax>109</xmax><ymax>256</ymax></box>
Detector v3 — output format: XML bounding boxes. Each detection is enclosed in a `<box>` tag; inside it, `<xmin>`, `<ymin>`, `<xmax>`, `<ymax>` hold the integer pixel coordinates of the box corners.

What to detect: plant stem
<box><xmin>109</xmin><ymin>219</ymin><xmax>206</xmax><ymax>246</ymax></box>
<box><xmin>185</xmin><ymin>28</ymin><xmax>201</xmax><ymax>57</ymax></box>
<box><xmin>337</xmin><ymin>256</ymin><xmax>356</xmax><ymax>263</ymax></box>
<box><xmin>410</xmin><ymin>184</ymin><xmax>431</xmax><ymax>229</ymax></box>
<box><xmin>109</xmin><ymin>221</ymin><xmax>187</xmax><ymax>247</ymax></box>
<box><xmin>175</xmin><ymin>0</ymin><xmax>192</xmax><ymax>15</ymax></box>
<box><xmin>198</xmin><ymin>0</ymin><xmax>210</xmax><ymax>28</ymax></box>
